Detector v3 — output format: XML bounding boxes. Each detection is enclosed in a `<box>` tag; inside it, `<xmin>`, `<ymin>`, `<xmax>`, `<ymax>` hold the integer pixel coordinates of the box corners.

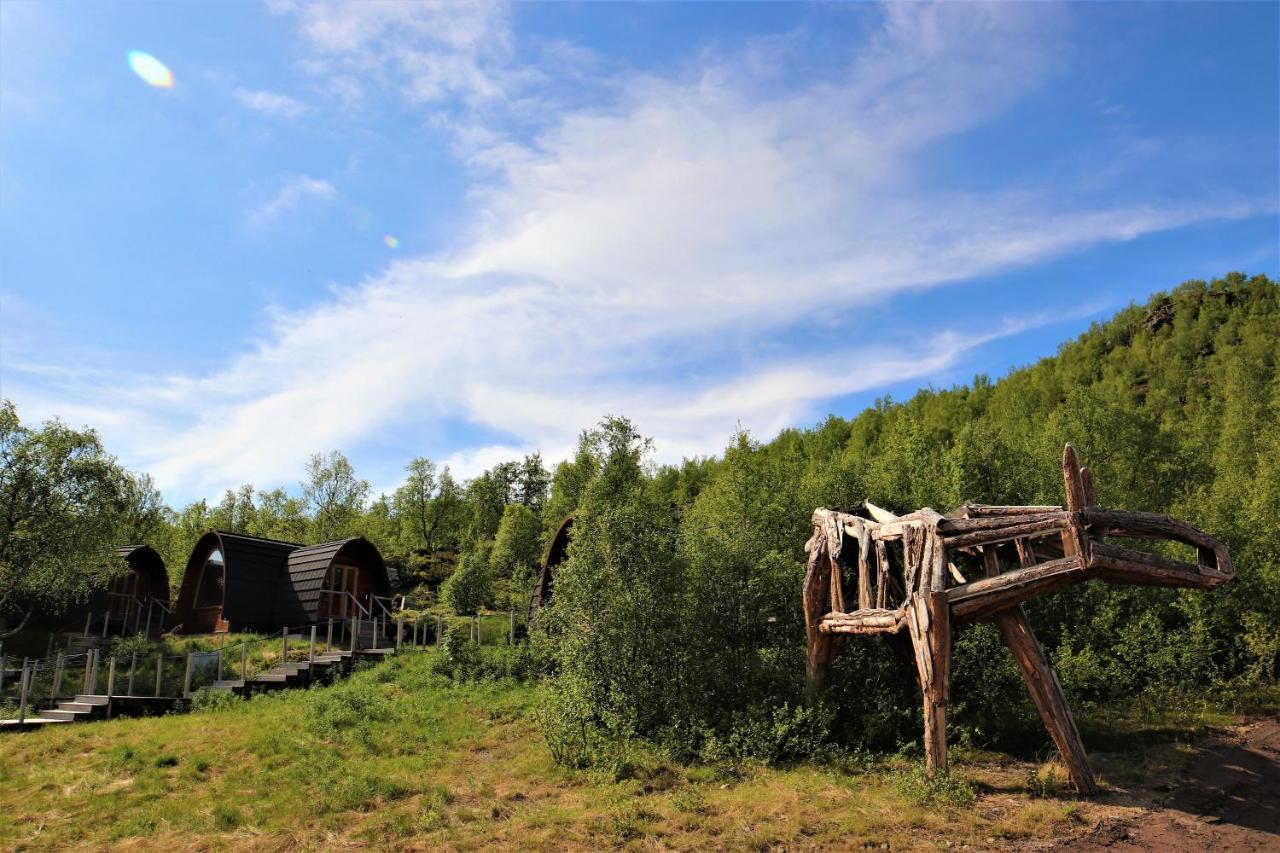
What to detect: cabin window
<box><xmin>195</xmin><ymin>549</ymin><xmax>225</xmax><ymax>608</ymax></box>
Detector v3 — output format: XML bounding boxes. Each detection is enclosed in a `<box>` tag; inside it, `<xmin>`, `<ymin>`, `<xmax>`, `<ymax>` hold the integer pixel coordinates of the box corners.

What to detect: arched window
<box><xmin>195</xmin><ymin>548</ymin><xmax>225</xmax><ymax>608</ymax></box>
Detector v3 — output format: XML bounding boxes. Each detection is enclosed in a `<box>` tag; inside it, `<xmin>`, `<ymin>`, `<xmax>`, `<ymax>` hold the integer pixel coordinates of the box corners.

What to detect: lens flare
<box><xmin>383</xmin><ymin>235</ymin><xmax>400</xmax><ymax>249</ymax></box>
<box><xmin>127</xmin><ymin>51</ymin><xmax>174</xmax><ymax>89</ymax></box>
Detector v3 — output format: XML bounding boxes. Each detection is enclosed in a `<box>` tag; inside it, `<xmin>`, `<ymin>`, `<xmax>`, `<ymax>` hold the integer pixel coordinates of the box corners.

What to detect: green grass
<box><xmin>0</xmin><ymin>652</ymin><xmax>1273</xmax><ymax>850</ymax></box>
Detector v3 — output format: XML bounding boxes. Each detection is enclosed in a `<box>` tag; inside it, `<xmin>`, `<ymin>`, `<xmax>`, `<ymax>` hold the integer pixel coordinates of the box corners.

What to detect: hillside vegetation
<box><xmin>3</xmin><ymin>649</ymin><xmax>1271</xmax><ymax>850</ymax></box>
<box><xmin>532</xmin><ymin>272</ymin><xmax>1280</xmax><ymax>765</ymax></box>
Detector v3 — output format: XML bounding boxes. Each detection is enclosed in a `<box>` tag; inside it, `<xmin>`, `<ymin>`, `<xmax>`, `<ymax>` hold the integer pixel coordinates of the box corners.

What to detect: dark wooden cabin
<box><xmin>60</xmin><ymin>545</ymin><xmax>171</xmax><ymax>635</ymax></box>
<box><xmin>528</xmin><ymin>515</ymin><xmax>573</xmax><ymax>620</ymax></box>
<box><xmin>276</xmin><ymin>538</ymin><xmax>391</xmax><ymax>626</ymax></box>
<box><xmin>173</xmin><ymin>530</ymin><xmax>390</xmax><ymax>634</ymax></box>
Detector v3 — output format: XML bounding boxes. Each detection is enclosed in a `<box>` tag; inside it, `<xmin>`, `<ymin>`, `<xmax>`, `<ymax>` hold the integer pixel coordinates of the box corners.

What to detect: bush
<box><xmin>700</xmin><ymin>702</ymin><xmax>833</xmax><ymax>765</ymax></box>
<box><xmin>431</xmin><ymin>625</ymin><xmax>535</xmax><ymax>683</ymax></box>
<box><xmin>190</xmin><ymin>688</ymin><xmax>240</xmax><ymax>713</ymax></box>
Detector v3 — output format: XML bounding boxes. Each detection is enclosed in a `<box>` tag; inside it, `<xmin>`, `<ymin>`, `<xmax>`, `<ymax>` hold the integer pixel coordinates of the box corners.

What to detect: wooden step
<box><xmin>209</xmin><ymin>680</ymin><xmax>246</xmax><ymax>690</ymax></box>
<box><xmin>37</xmin><ymin>709</ymin><xmax>83</xmax><ymax>721</ymax></box>
<box><xmin>57</xmin><ymin>702</ymin><xmax>100</xmax><ymax>713</ymax></box>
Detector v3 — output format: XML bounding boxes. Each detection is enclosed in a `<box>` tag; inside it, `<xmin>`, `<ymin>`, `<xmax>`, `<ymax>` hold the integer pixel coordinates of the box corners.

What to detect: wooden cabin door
<box><xmin>324</xmin><ymin>561</ymin><xmax>362</xmax><ymax>619</ymax></box>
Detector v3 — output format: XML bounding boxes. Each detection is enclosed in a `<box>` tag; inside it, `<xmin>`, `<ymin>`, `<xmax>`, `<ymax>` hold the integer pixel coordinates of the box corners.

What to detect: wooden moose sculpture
<box><xmin>802</xmin><ymin>444</ymin><xmax>1234</xmax><ymax>794</ymax></box>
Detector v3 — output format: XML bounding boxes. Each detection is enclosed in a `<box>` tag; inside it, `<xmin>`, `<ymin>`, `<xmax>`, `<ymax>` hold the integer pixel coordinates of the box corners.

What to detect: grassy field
<box><xmin>0</xmin><ymin>650</ymin><xmax>1273</xmax><ymax>851</ymax></box>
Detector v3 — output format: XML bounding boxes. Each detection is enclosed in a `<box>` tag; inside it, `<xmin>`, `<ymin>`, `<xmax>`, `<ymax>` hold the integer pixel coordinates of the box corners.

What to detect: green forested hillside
<box><xmin>536</xmin><ymin>272</ymin><xmax>1280</xmax><ymax>764</ymax></box>
<box><xmin>3</xmin><ymin>273</ymin><xmax>1276</xmax><ymax>766</ymax></box>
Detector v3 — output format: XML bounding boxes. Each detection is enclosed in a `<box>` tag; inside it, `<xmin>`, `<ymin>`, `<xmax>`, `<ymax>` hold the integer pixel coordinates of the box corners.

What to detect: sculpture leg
<box><xmin>907</xmin><ymin>591</ymin><xmax>951</xmax><ymax>775</ymax></box>
<box><xmin>996</xmin><ymin>607</ymin><xmax>1098</xmax><ymax>795</ymax></box>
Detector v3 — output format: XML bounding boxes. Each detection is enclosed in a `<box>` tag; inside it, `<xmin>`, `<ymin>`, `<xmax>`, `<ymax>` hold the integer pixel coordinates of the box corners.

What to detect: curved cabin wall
<box><xmin>529</xmin><ymin>515</ymin><xmax>573</xmax><ymax>619</ymax></box>
<box><xmin>278</xmin><ymin>538</ymin><xmax>391</xmax><ymax>626</ymax></box>
<box><xmin>104</xmin><ymin>544</ymin><xmax>171</xmax><ymax>624</ymax></box>
<box><xmin>174</xmin><ymin>531</ymin><xmax>301</xmax><ymax>633</ymax></box>
<box><xmin>58</xmin><ymin>545</ymin><xmax>171</xmax><ymax>634</ymax></box>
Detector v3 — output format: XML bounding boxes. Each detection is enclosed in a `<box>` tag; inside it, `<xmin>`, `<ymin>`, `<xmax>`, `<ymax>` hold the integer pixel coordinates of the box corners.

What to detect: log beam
<box><xmin>907</xmin><ymin>591</ymin><xmax>951</xmax><ymax>776</ymax></box>
<box><xmin>984</xmin><ymin>548</ymin><xmax>1097</xmax><ymax>795</ymax></box>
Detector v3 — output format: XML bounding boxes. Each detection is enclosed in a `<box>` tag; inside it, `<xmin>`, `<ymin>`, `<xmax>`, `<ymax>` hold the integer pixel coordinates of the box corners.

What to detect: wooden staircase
<box><xmin>203</xmin><ymin>645</ymin><xmax>394</xmax><ymax>696</ymax></box>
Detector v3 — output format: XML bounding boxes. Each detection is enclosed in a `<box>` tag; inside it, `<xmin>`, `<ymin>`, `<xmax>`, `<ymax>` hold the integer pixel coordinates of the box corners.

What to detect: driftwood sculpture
<box><xmin>803</xmin><ymin>444</ymin><xmax>1234</xmax><ymax>794</ymax></box>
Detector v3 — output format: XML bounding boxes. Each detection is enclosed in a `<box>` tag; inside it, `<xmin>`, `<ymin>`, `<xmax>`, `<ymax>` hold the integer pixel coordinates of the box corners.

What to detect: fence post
<box><xmin>17</xmin><ymin>664</ymin><xmax>30</xmax><ymax>724</ymax></box>
<box><xmin>102</xmin><ymin>611</ymin><xmax>109</xmax><ymax>639</ymax></box>
<box><xmin>282</xmin><ymin>627</ymin><xmax>289</xmax><ymax>663</ymax></box>
<box><xmin>106</xmin><ymin>657</ymin><xmax>116</xmax><ymax>719</ymax></box>
<box><xmin>82</xmin><ymin>649</ymin><xmax>92</xmax><ymax>693</ymax></box>
<box><xmin>241</xmin><ymin>642</ymin><xmax>248</xmax><ymax>681</ymax></box>
<box><xmin>155</xmin><ymin>654</ymin><xmax>163</xmax><ymax>697</ymax></box>
<box><xmin>89</xmin><ymin>649</ymin><xmax>100</xmax><ymax>694</ymax></box>
<box><xmin>326</xmin><ymin>618</ymin><xmax>333</xmax><ymax>652</ymax></box>
<box><xmin>396</xmin><ymin>618</ymin><xmax>403</xmax><ymax>652</ymax></box>
<box><xmin>309</xmin><ymin>626</ymin><xmax>316</xmax><ymax>663</ymax></box>
<box><xmin>352</xmin><ymin>615</ymin><xmax>360</xmax><ymax>652</ymax></box>
<box><xmin>84</xmin><ymin>612</ymin><xmax>92</xmax><ymax>638</ymax></box>
<box><xmin>145</xmin><ymin>600</ymin><xmax>153</xmax><ymax>638</ymax></box>
<box><xmin>182</xmin><ymin>653</ymin><xmax>194</xmax><ymax>699</ymax></box>
<box><xmin>52</xmin><ymin>653</ymin><xmax>65</xmax><ymax>700</ymax></box>
<box><xmin>217</xmin><ymin>649</ymin><xmax>224</xmax><ymax>682</ymax></box>
<box><xmin>128</xmin><ymin>652</ymin><xmax>138</xmax><ymax>695</ymax></box>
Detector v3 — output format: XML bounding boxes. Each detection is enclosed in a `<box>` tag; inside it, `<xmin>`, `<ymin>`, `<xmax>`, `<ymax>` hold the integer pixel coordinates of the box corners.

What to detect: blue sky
<box><xmin>1</xmin><ymin>1</ymin><xmax>1276</xmax><ymax>505</ymax></box>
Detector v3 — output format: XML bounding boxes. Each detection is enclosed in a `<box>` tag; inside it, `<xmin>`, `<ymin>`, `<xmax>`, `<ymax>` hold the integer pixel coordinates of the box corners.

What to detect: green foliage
<box><xmin>894</xmin><ymin>767</ymin><xmax>977</xmax><ymax>807</ymax></box>
<box><xmin>430</xmin><ymin>624</ymin><xmax>536</xmax><ymax>682</ymax></box>
<box><xmin>0</xmin><ymin>401</ymin><xmax>133</xmax><ymax>630</ymax></box>
<box><xmin>490</xmin><ymin>503</ymin><xmax>543</xmax><ymax>609</ymax></box>
<box><xmin>302</xmin><ymin>450</ymin><xmax>370</xmax><ymax>541</ymax></box>
<box><xmin>531</xmin><ymin>274</ymin><xmax>1280</xmax><ymax>767</ymax></box>
<box><xmin>441</xmin><ymin>541</ymin><xmax>493</xmax><ymax>614</ymax></box>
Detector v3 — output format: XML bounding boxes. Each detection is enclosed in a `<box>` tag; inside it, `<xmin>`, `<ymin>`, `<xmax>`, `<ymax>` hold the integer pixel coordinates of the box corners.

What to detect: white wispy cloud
<box><xmin>233</xmin><ymin>87</ymin><xmax>312</xmax><ymax>119</ymax></box>
<box><xmin>4</xmin><ymin>2</ymin><xmax>1270</xmax><ymax>501</ymax></box>
<box><xmin>247</xmin><ymin>174</ymin><xmax>337</xmax><ymax>227</ymax></box>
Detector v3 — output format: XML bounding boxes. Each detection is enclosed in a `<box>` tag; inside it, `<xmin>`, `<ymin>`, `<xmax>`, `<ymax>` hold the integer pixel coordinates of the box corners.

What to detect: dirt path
<box><xmin>1060</xmin><ymin>717</ymin><xmax>1280</xmax><ymax>851</ymax></box>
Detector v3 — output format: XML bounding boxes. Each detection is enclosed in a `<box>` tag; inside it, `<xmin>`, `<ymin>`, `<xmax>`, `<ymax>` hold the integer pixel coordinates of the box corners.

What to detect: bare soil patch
<box><xmin>1057</xmin><ymin>716</ymin><xmax>1280</xmax><ymax>852</ymax></box>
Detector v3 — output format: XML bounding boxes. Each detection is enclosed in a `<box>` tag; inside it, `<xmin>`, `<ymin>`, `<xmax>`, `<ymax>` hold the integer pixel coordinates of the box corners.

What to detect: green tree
<box><xmin>303</xmin><ymin>450</ymin><xmax>369</xmax><ymax>541</ymax></box>
<box><xmin>491</xmin><ymin>503</ymin><xmax>543</xmax><ymax>609</ymax></box>
<box><xmin>0</xmin><ymin>401</ymin><xmax>130</xmax><ymax>635</ymax></box>
<box><xmin>249</xmin><ymin>487</ymin><xmax>309</xmax><ymax>543</ymax></box>
<box><xmin>441</xmin><ymin>540</ymin><xmax>494</xmax><ymax>615</ymax></box>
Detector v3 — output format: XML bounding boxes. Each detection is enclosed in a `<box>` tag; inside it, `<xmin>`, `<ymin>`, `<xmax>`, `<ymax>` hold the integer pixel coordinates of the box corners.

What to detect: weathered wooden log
<box><xmin>907</xmin><ymin>592</ymin><xmax>951</xmax><ymax>775</ymax></box>
<box><xmin>820</xmin><ymin>608</ymin><xmax>906</xmax><ymax>635</ymax></box>
<box><xmin>929</xmin><ymin>531</ymin><xmax>947</xmax><ymax>592</ymax></box>
<box><xmin>959</xmin><ymin>504</ymin><xmax>1063</xmax><ymax>517</ymax></box>
<box><xmin>940</xmin><ymin>511</ymin><xmax>1067</xmax><ymax>534</ymax></box>
<box><xmin>1082</xmin><ymin>508</ymin><xmax>1232</xmax><ymax>557</ymax></box>
<box><xmin>903</xmin><ymin>525</ymin><xmax>919</xmax><ymax>595</ymax></box>
<box><xmin>1061</xmin><ymin>444</ymin><xmax>1089</xmax><ymax>560</ymax></box>
<box><xmin>943</xmin><ymin>516</ymin><xmax>1070</xmax><ymax>549</ymax></box>
<box><xmin>857</xmin><ymin>526</ymin><xmax>873</xmax><ymax>611</ymax></box>
<box><xmin>948</xmin><ymin>555</ymin><xmax>1086</xmax><ymax>621</ymax></box>
<box><xmin>984</xmin><ymin>548</ymin><xmax>1097</xmax><ymax>795</ymax></box>
<box><xmin>1090</xmin><ymin>542</ymin><xmax>1232</xmax><ymax>589</ymax></box>
<box><xmin>803</xmin><ymin>526</ymin><xmax>842</xmax><ymax>690</ymax></box>
<box><xmin>874</xmin><ymin>539</ymin><xmax>890</xmax><ymax>609</ymax></box>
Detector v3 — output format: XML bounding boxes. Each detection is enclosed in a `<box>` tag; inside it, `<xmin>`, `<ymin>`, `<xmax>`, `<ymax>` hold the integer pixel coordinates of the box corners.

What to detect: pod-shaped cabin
<box><xmin>528</xmin><ymin>515</ymin><xmax>573</xmax><ymax>620</ymax></box>
<box><xmin>276</xmin><ymin>538</ymin><xmax>392</xmax><ymax>626</ymax></box>
<box><xmin>174</xmin><ymin>531</ymin><xmax>390</xmax><ymax>633</ymax></box>
<box><xmin>108</xmin><ymin>545</ymin><xmax>171</xmax><ymax>630</ymax></box>
<box><xmin>61</xmin><ymin>545</ymin><xmax>171</xmax><ymax>636</ymax></box>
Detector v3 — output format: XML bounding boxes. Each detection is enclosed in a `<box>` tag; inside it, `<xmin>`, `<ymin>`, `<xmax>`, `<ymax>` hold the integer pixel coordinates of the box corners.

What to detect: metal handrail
<box><xmin>318</xmin><ymin>588</ymin><xmax>371</xmax><ymax>617</ymax></box>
